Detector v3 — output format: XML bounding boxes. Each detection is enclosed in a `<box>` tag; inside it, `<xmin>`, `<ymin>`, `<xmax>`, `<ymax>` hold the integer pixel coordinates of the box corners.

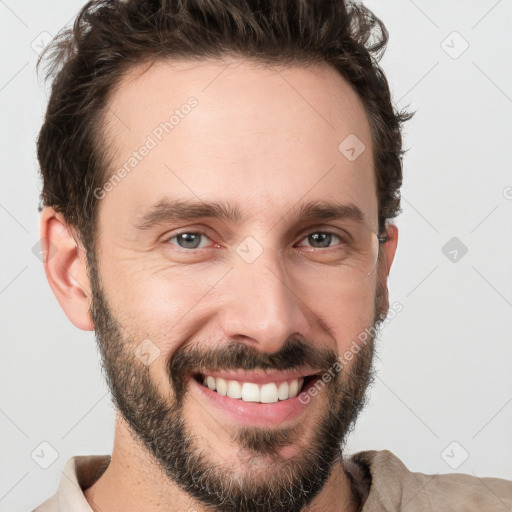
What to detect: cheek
<box><xmin>101</xmin><ymin>262</ymin><xmax>221</xmax><ymax>355</ymax></box>
<box><xmin>311</xmin><ymin>278</ymin><xmax>378</xmax><ymax>350</ymax></box>
<box><xmin>99</xmin><ymin>242</ymin><xmax>378</xmax><ymax>360</ymax></box>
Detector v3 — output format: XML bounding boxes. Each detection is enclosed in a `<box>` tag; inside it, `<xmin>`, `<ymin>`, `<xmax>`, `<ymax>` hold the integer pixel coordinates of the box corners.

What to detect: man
<box><xmin>34</xmin><ymin>0</ymin><xmax>511</xmax><ymax>511</ymax></box>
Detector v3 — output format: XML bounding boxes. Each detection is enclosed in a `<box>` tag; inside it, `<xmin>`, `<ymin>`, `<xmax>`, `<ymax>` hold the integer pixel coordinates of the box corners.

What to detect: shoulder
<box><xmin>345</xmin><ymin>449</ymin><xmax>512</xmax><ymax>512</ymax></box>
<box><xmin>32</xmin><ymin>494</ymin><xmax>57</xmax><ymax>512</ymax></box>
<box><xmin>32</xmin><ymin>454</ymin><xmax>111</xmax><ymax>512</ymax></box>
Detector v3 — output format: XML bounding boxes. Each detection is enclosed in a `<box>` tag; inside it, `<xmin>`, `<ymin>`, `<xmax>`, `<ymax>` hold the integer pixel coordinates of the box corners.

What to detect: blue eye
<box><xmin>298</xmin><ymin>232</ymin><xmax>343</xmax><ymax>249</ymax></box>
<box><xmin>166</xmin><ymin>230</ymin><xmax>346</xmax><ymax>252</ymax></box>
<box><xmin>168</xmin><ymin>232</ymin><xmax>210</xmax><ymax>249</ymax></box>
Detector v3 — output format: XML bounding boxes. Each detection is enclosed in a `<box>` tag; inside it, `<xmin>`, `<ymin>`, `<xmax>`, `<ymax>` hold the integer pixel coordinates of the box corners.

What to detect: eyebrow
<box><xmin>294</xmin><ymin>200</ymin><xmax>364</xmax><ymax>224</ymax></box>
<box><xmin>135</xmin><ymin>197</ymin><xmax>365</xmax><ymax>230</ymax></box>
<box><xmin>135</xmin><ymin>198</ymin><xmax>243</xmax><ymax>230</ymax></box>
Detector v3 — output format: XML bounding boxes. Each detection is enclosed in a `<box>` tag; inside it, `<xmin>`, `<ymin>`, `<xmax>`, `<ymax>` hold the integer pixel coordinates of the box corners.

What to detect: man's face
<box><xmin>89</xmin><ymin>58</ymin><xmax>387</xmax><ymax>511</ymax></box>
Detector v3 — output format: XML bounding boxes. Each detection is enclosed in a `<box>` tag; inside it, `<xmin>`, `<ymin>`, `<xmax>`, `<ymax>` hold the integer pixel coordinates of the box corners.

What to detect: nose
<box><xmin>217</xmin><ymin>247</ymin><xmax>310</xmax><ymax>354</ymax></box>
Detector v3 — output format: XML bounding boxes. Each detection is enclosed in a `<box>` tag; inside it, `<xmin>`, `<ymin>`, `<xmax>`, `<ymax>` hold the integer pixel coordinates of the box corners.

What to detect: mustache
<box><xmin>168</xmin><ymin>336</ymin><xmax>339</xmax><ymax>401</ymax></box>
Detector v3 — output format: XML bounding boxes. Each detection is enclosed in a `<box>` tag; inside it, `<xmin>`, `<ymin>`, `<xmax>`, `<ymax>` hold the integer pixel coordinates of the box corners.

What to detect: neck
<box><xmin>84</xmin><ymin>416</ymin><xmax>360</xmax><ymax>512</ymax></box>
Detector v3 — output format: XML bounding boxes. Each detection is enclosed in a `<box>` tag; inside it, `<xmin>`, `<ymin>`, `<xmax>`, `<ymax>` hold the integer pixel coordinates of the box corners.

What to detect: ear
<box><xmin>40</xmin><ymin>207</ymin><xmax>94</xmax><ymax>331</ymax></box>
<box><xmin>381</xmin><ymin>223</ymin><xmax>398</xmax><ymax>276</ymax></box>
<box><xmin>375</xmin><ymin>223</ymin><xmax>398</xmax><ymax>321</ymax></box>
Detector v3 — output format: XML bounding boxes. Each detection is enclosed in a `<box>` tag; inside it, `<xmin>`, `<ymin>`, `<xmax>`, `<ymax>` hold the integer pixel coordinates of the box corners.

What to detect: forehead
<box><xmin>99</xmin><ymin>57</ymin><xmax>377</xmax><ymax>230</ymax></box>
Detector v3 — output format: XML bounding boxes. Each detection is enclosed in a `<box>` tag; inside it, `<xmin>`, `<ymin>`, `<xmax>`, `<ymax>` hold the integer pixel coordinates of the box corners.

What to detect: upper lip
<box><xmin>195</xmin><ymin>369</ymin><xmax>321</xmax><ymax>385</ymax></box>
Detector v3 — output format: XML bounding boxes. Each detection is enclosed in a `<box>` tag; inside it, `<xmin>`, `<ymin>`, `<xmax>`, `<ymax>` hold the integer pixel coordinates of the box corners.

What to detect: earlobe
<box><xmin>40</xmin><ymin>207</ymin><xmax>94</xmax><ymax>331</ymax></box>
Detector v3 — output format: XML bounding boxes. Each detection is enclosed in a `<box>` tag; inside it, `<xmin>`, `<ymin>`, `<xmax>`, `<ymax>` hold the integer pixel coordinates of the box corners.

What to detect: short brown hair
<box><xmin>37</xmin><ymin>0</ymin><xmax>413</xmax><ymax>253</ymax></box>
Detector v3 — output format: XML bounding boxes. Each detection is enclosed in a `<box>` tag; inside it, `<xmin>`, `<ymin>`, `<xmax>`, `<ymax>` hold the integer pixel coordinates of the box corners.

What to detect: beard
<box><xmin>87</xmin><ymin>254</ymin><xmax>385</xmax><ymax>512</ymax></box>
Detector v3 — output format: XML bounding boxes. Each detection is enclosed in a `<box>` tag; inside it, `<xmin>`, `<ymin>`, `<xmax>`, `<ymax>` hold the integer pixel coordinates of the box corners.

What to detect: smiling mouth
<box><xmin>193</xmin><ymin>373</ymin><xmax>321</xmax><ymax>404</ymax></box>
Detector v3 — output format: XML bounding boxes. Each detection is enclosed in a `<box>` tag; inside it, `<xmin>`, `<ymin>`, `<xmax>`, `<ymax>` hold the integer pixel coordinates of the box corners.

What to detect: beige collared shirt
<box><xmin>34</xmin><ymin>450</ymin><xmax>512</xmax><ymax>511</ymax></box>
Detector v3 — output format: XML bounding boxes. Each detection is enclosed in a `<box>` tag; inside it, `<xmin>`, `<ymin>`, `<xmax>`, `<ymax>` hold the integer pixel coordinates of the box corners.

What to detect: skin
<box><xmin>41</xmin><ymin>58</ymin><xmax>398</xmax><ymax>511</ymax></box>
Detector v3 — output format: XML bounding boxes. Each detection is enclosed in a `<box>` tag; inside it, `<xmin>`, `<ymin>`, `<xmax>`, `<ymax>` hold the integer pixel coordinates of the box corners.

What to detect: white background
<box><xmin>1</xmin><ymin>1</ymin><xmax>511</xmax><ymax>510</ymax></box>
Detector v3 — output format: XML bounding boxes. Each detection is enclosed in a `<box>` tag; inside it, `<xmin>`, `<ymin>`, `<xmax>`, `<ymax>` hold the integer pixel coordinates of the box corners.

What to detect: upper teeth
<box><xmin>202</xmin><ymin>375</ymin><xmax>304</xmax><ymax>403</ymax></box>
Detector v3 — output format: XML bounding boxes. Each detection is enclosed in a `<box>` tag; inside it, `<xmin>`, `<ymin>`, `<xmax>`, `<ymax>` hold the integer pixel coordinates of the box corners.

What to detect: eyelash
<box><xmin>165</xmin><ymin>230</ymin><xmax>346</xmax><ymax>251</ymax></box>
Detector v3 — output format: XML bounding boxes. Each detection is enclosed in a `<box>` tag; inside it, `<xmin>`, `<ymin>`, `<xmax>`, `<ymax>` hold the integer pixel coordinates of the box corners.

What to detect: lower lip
<box><xmin>190</xmin><ymin>377</ymin><xmax>316</xmax><ymax>427</ymax></box>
